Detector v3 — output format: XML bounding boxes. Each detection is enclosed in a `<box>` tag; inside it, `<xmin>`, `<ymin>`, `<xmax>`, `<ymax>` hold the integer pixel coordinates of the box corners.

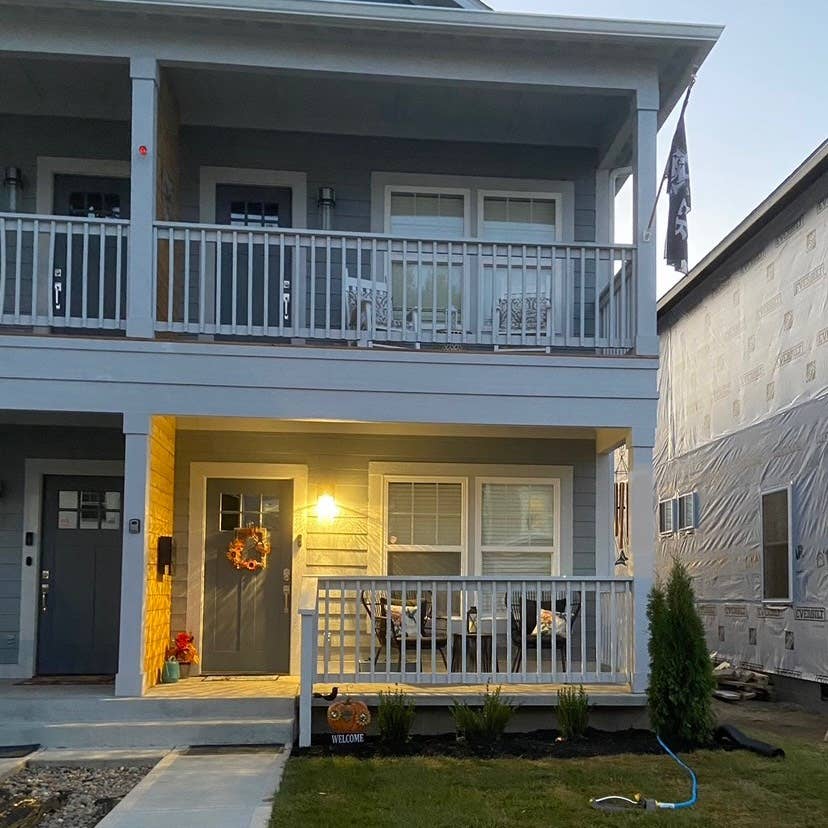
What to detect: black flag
<box><xmin>665</xmin><ymin>114</ymin><xmax>691</xmax><ymax>273</ymax></box>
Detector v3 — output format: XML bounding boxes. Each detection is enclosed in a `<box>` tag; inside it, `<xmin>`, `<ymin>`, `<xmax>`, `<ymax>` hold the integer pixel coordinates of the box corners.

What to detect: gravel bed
<box><xmin>0</xmin><ymin>764</ymin><xmax>152</xmax><ymax>827</ymax></box>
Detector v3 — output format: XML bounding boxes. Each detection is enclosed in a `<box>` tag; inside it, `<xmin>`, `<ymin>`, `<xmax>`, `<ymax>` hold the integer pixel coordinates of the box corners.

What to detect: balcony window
<box><xmin>481</xmin><ymin>194</ymin><xmax>557</xmax><ymax>244</ymax></box>
<box><xmin>761</xmin><ymin>487</ymin><xmax>793</xmax><ymax>603</ymax></box>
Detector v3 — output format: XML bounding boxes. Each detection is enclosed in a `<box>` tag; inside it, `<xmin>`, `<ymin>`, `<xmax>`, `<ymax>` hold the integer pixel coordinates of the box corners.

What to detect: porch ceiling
<box><xmin>167</xmin><ymin>66</ymin><xmax>632</xmax><ymax>148</ymax></box>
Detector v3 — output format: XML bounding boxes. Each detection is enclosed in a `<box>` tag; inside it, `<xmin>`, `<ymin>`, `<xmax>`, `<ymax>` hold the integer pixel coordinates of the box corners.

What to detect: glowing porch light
<box><xmin>316</xmin><ymin>493</ymin><xmax>339</xmax><ymax>522</ymax></box>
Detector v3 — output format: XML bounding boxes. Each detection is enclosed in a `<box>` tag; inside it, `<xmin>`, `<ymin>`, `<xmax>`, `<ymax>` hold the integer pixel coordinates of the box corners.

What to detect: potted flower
<box><xmin>167</xmin><ymin>631</ymin><xmax>200</xmax><ymax>678</ymax></box>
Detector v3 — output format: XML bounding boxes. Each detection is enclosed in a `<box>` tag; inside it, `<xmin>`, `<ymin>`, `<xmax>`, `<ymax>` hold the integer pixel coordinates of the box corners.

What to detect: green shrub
<box><xmin>556</xmin><ymin>684</ymin><xmax>589</xmax><ymax>739</ymax></box>
<box><xmin>647</xmin><ymin>559</ymin><xmax>715</xmax><ymax>746</ymax></box>
<box><xmin>451</xmin><ymin>685</ymin><xmax>515</xmax><ymax>743</ymax></box>
<box><xmin>376</xmin><ymin>688</ymin><xmax>416</xmax><ymax>745</ymax></box>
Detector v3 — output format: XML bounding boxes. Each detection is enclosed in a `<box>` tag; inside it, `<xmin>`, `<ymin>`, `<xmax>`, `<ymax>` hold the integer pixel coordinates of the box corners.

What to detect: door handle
<box><xmin>283</xmin><ymin>584</ymin><xmax>290</xmax><ymax>614</ymax></box>
<box><xmin>40</xmin><ymin>585</ymin><xmax>49</xmax><ymax>613</ymax></box>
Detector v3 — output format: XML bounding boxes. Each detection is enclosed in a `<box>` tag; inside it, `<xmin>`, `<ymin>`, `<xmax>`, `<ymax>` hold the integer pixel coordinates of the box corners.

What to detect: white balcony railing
<box><xmin>305</xmin><ymin>575</ymin><xmax>633</xmax><ymax>686</ymax></box>
<box><xmin>0</xmin><ymin>212</ymin><xmax>129</xmax><ymax>329</ymax></box>
<box><xmin>153</xmin><ymin>222</ymin><xmax>636</xmax><ymax>350</ymax></box>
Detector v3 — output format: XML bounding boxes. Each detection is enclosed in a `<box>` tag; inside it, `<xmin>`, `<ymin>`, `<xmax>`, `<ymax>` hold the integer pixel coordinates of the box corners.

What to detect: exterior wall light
<box><xmin>316</xmin><ymin>492</ymin><xmax>339</xmax><ymax>522</ymax></box>
<box><xmin>318</xmin><ymin>187</ymin><xmax>336</xmax><ymax>231</ymax></box>
<box><xmin>4</xmin><ymin>166</ymin><xmax>22</xmax><ymax>211</ymax></box>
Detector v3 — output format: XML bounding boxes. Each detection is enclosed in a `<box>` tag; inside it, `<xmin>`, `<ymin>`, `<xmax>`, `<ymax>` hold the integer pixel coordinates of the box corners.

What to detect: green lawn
<box><xmin>271</xmin><ymin>733</ymin><xmax>827</xmax><ymax>828</ymax></box>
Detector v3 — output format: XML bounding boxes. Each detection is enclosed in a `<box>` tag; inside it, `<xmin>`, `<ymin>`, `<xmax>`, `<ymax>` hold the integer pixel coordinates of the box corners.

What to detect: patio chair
<box><xmin>508</xmin><ymin>593</ymin><xmax>581</xmax><ymax>672</ymax></box>
<box><xmin>359</xmin><ymin>590</ymin><xmax>447</xmax><ymax>670</ymax></box>
<box><xmin>495</xmin><ymin>295</ymin><xmax>552</xmax><ymax>335</ymax></box>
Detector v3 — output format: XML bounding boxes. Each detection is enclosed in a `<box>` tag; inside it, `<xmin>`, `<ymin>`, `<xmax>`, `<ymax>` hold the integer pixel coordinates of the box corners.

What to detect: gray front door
<box><xmin>52</xmin><ymin>174</ymin><xmax>130</xmax><ymax>322</ymax></box>
<box><xmin>203</xmin><ymin>478</ymin><xmax>293</xmax><ymax>674</ymax></box>
<box><xmin>37</xmin><ymin>475</ymin><xmax>124</xmax><ymax>675</ymax></box>
<box><xmin>215</xmin><ymin>185</ymin><xmax>293</xmax><ymax>330</ymax></box>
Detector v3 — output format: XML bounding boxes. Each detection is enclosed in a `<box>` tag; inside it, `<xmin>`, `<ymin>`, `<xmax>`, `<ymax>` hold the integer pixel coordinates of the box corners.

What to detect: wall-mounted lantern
<box><xmin>318</xmin><ymin>187</ymin><xmax>336</xmax><ymax>231</ymax></box>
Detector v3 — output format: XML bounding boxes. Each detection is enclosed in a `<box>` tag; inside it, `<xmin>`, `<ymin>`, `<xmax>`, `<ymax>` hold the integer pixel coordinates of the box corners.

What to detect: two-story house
<box><xmin>656</xmin><ymin>140</ymin><xmax>828</xmax><ymax>711</ymax></box>
<box><xmin>0</xmin><ymin>0</ymin><xmax>719</xmax><ymax>746</ymax></box>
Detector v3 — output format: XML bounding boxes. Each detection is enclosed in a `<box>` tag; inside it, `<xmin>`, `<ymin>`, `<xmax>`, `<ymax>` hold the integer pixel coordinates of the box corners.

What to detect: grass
<box><xmin>270</xmin><ymin>730</ymin><xmax>827</xmax><ymax>828</ymax></box>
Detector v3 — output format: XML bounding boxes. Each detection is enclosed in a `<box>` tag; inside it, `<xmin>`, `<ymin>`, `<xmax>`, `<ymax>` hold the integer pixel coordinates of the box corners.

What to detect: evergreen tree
<box><xmin>647</xmin><ymin>559</ymin><xmax>715</xmax><ymax>746</ymax></box>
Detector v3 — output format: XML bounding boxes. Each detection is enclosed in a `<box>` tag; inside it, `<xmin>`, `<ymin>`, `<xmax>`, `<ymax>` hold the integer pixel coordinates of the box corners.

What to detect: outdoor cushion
<box><xmin>530</xmin><ymin>608</ymin><xmax>568</xmax><ymax>638</ymax></box>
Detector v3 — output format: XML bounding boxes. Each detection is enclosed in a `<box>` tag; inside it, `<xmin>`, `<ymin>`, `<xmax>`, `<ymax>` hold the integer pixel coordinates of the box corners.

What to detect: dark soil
<box><xmin>295</xmin><ymin>728</ymin><xmax>666</xmax><ymax>759</ymax></box>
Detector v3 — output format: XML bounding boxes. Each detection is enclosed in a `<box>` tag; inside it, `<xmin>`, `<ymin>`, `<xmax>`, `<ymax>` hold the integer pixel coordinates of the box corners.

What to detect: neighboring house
<box><xmin>0</xmin><ymin>0</ymin><xmax>719</xmax><ymax>743</ymax></box>
<box><xmin>656</xmin><ymin>140</ymin><xmax>828</xmax><ymax>709</ymax></box>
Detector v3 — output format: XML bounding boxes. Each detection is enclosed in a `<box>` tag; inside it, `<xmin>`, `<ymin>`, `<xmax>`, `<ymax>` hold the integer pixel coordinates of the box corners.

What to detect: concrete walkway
<box><xmin>98</xmin><ymin>747</ymin><xmax>289</xmax><ymax>828</ymax></box>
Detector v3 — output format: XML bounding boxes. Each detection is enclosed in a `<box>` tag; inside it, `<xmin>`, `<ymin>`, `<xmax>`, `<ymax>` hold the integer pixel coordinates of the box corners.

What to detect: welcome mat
<box><xmin>200</xmin><ymin>675</ymin><xmax>281</xmax><ymax>682</ymax></box>
<box><xmin>15</xmin><ymin>675</ymin><xmax>114</xmax><ymax>686</ymax></box>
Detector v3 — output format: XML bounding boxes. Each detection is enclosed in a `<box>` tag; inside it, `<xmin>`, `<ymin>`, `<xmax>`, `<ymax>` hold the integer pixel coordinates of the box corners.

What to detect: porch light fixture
<box><xmin>4</xmin><ymin>166</ymin><xmax>22</xmax><ymax>211</ymax></box>
<box><xmin>316</xmin><ymin>492</ymin><xmax>339</xmax><ymax>523</ymax></box>
<box><xmin>318</xmin><ymin>187</ymin><xmax>336</xmax><ymax>231</ymax></box>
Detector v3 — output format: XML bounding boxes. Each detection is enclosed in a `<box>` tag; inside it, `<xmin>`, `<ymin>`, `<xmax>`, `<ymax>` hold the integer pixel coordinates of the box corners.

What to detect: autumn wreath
<box><xmin>227</xmin><ymin>526</ymin><xmax>271</xmax><ymax>572</ymax></box>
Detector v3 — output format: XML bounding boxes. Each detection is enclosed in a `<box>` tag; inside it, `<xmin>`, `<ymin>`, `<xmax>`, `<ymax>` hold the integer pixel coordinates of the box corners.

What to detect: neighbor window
<box><xmin>658</xmin><ymin>498</ymin><xmax>676</xmax><ymax>535</ymax></box>
<box><xmin>677</xmin><ymin>492</ymin><xmax>697</xmax><ymax>531</ymax></box>
<box><xmin>385</xmin><ymin>479</ymin><xmax>464</xmax><ymax>576</ymax></box>
<box><xmin>479</xmin><ymin>480</ymin><xmax>558</xmax><ymax>575</ymax></box>
<box><xmin>761</xmin><ymin>487</ymin><xmax>792</xmax><ymax>602</ymax></box>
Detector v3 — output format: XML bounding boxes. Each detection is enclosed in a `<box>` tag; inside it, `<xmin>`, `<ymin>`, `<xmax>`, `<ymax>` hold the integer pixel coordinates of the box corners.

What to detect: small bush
<box><xmin>556</xmin><ymin>684</ymin><xmax>589</xmax><ymax>739</ymax></box>
<box><xmin>648</xmin><ymin>559</ymin><xmax>715</xmax><ymax>746</ymax></box>
<box><xmin>451</xmin><ymin>685</ymin><xmax>515</xmax><ymax>743</ymax></box>
<box><xmin>376</xmin><ymin>688</ymin><xmax>415</xmax><ymax>745</ymax></box>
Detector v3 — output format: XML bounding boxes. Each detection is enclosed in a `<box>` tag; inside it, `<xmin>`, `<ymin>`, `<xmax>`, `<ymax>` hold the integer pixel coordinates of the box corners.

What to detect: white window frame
<box><xmin>760</xmin><ymin>484</ymin><xmax>794</xmax><ymax>604</ymax></box>
<box><xmin>383</xmin><ymin>475</ymin><xmax>468</xmax><ymax>575</ymax></box>
<box><xmin>383</xmin><ymin>185</ymin><xmax>472</xmax><ymax>238</ymax></box>
<box><xmin>476</xmin><ymin>190</ymin><xmax>562</xmax><ymax>243</ymax></box>
<box><xmin>658</xmin><ymin>497</ymin><xmax>676</xmax><ymax>536</ymax></box>
<box><xmin>475</xmin><ymin>476</ymin><xmax>562</xmax><ymax>576</ymax></box>
<box><xmin>677</xmin><ymin>491</ymin><xmax>697</xmax><ymax>532</ymax></box>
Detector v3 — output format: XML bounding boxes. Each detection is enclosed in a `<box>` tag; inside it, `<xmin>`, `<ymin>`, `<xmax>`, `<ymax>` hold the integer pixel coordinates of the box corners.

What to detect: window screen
<box><xmin>761</xmin><ymin>488</ymin><xmax>791</xmax><ymax>601</ymax></box>
<box><xmin>480</xmin><ymin>481</ymin><xmax>556</xmax><ymax>575</ymax></box>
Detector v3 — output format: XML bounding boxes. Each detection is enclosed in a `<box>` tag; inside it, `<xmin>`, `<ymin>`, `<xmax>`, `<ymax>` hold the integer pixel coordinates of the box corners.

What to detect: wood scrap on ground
<box><xmin>712</xmin><ymin>660</ymin><xmax>773</xmax><ymax>702</ymax></box>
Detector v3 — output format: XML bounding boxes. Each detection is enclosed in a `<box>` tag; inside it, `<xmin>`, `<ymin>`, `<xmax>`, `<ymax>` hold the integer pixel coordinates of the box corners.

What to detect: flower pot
<box><xmin>162</xmin><ymin>660</ymin><xmax>180</xmax><ymax>683</ymax></box>
<box><xmin>178</xmin><ymin>662</ymin><xmax>192</xmax><ymax>679</ymax></box>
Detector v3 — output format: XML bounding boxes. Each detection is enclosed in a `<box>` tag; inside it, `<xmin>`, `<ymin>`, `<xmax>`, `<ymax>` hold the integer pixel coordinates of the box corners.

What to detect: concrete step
<box><xmin>0</xmin><ymin>696</ymin><xmax>296</xmax><ymax>723</ymax></box>
<box><xmin>0</xmin><ymin>717</ymin><xmax>295</xmax><ymax>749</ymax></box>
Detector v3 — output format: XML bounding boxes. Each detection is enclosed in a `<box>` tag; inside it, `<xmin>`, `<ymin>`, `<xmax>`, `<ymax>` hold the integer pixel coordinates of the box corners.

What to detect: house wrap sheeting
<box><xmin>656</xmin><ymin>183</ymin><xmax>828</xmax><ymax>685</ymax></box>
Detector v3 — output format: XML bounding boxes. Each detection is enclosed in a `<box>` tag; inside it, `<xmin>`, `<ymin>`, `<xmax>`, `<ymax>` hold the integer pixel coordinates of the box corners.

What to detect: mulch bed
<box><xmin>295</xmin><ymin>728</ymin><xmax>667</xmax><ymax>759</ymax></box>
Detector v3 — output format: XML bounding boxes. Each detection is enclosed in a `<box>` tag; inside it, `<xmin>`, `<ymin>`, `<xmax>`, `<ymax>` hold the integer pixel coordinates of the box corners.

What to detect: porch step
<box><xmin>0</xmin><ymin>694</ymin><xmax>297</xmax><ymax>749</ymax></box>
<box><xmin>0</xmin><ymin>717</ymin><xmax>295</xmax><ymax>749</ymax></box>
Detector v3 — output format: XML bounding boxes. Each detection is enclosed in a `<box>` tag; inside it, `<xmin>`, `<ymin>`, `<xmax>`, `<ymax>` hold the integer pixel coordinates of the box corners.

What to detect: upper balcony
<box><xmin>0</xmin><ymin>0</ymin><xmax>720</xmax><ymax>359</ymax></box>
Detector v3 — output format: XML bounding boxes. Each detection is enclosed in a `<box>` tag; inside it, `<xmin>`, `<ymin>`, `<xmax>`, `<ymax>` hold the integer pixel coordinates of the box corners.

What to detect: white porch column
<box><xmin>127</xmin><ymin>57</ymin><xmax>158</xmax><ymax>339</ymax></box>
<box><xmin>633</xmin><ymin>104</ymin><xmax>659</xmax><ymax>356</ymax></box>
<box><xmin>115</xmin><ymin>412</ymin><xmax>152</xmax><ymax>697</ymax></box>
<box><xmin>628</xmin><ymin>437</ymin><xmax>655</xmax><ymax>693</ymax></box>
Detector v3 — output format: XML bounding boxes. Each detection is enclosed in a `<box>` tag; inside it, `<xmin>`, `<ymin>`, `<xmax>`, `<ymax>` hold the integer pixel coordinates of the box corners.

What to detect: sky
<box><xmin>490</xmin><ymin>1</ymin><xmax>828</xmax><ymax>296</ymax></box>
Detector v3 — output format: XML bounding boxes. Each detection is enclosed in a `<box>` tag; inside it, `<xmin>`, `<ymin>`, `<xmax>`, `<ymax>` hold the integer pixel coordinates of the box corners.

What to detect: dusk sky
<box><xmin>491</xmin><ymin>1</ymin><xmax>828</xmax><ymax>295</ymax></box>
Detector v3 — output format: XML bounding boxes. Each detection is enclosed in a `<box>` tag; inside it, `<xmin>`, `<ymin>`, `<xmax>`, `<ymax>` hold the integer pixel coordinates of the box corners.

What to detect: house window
<box><xmin>480</xmin><ymin>194</ymin><xmax>557</xmax><ymax>243</ymax></box>
<box><xmin>677</xmin><ymin>492</ymin><xmax>697</xmax><ymax>531</ymax></box>
<box><xmin>658</xmin><ymin>498</ymin><xmax>676</xmax><ymax>535</ymax></box>
<box><xmin>761</xmin><ymin>487</ymin><xmax>792</xmax><ymax>602</ymax></box>
<box><xmin>385</xmin><ymin>479</ymin><xmax>464</xmax><ymax>576</ymax></box>
<box><xmin>478</xmin><ymin>480</ymin><xmax>559</xmax><ymax>575</ymax></box>
<box><xmin>388</xmin><ymin>191</ymin><xmax>466</xmax><ymax>238</ymax></box>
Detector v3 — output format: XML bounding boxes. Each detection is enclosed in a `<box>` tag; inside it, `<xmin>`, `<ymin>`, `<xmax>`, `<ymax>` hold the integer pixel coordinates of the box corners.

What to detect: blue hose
<box><xmin>653</xmin><ymin>735</ymin><xmax>698</xmax><ymax>810</ymax></box>
<box><xmin>590</xmin><ymin>735</ymin><xmax>698</xmax><ymax>812</ymax></box>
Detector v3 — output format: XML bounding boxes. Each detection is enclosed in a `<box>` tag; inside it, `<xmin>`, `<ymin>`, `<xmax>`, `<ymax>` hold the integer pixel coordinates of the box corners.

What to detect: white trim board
<box><xmin>370</xmin><ymin>172</ymin><xmax>576</xmax><ymax>241</ymax></box>
<box><xmin>0</xmin><ymin>459</ymin><xmax>124</xmax><ymax>680</ymax></box>
<box><xmin>185</xmin><ymin>462</ymin><xmax>309</xmax><ymax>676</ymax></box>
<box><xmin>198</xmin><ymin>166</ymin><xmax>308</xmax><ymax>227</ymax></box>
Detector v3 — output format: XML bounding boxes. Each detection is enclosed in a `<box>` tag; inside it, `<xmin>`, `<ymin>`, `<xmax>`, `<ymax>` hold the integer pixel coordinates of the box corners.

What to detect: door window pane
<box><xmin>389</xmin><ymin>192</ymin><xmax>465</xmax><ymax>237</ymax></box>
<box><xmin>482</xmin><ymin>196</ymin><xmax>556</xmax><ymax>242</ymax></box>
<box><xmin>59</xmin><ymin>491</ymin><xmax>78</xmax><ymax>509</ymax></box>
<box><xmin>58</xmin><ymin>511</ymin><xmax>78</xmax><ymax>530</ymax></box>
<box><xmin>481</xmin><ymin>483</ymin><xmax>555</xmax><ymax>547</ymax></box>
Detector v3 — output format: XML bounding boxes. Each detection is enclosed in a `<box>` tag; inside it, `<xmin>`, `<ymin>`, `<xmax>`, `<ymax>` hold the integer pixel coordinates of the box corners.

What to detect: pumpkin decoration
<box><xmin>326</xmin><ymin>697</ymin><xmax>371</xmax><ymax>734</ymax></box>
<box><xmin>226</xmin><ymin>526</ymin><xmax>271</xmax><ymax>572</ymax></box>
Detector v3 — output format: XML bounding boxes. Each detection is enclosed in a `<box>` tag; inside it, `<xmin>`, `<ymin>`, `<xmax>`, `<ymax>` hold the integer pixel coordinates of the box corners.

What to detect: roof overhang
<box><xmin>658</xmin><ymin>138</ymin><xmax>828</xmax><ymax>317</ymax></box>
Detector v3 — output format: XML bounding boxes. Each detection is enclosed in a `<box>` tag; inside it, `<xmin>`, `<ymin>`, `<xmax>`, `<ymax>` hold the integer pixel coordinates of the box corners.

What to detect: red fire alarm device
<box><xmin>138</xmin><ymin>145</ymin><xmax>148</xmax><ymax>156</ymax></box>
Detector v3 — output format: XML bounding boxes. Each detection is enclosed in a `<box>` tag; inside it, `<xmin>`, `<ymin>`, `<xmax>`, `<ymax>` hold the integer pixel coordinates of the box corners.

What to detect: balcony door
<box><xmin>52</xmin><ymin>174</ymin><xmax>130</xmax><ymax>325</ymax></box>
<box><xmin>215</xmin><ymin>185</ymin><xmax>293</xmax><ymax>332</ymax></box>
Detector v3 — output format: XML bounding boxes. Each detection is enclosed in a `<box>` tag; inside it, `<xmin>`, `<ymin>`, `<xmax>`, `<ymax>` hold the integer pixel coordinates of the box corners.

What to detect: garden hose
<box><xmin>589</xmin><ymin>735</ymin><xmax>698</xmax><ymax>813</ymax></box>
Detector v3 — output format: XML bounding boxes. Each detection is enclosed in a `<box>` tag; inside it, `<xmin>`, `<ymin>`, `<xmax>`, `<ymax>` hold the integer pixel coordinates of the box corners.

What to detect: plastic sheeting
<box><xmin>656</xmin><ymin>179</ymin><xmax>828</xmax><ymax>685</ymax></box>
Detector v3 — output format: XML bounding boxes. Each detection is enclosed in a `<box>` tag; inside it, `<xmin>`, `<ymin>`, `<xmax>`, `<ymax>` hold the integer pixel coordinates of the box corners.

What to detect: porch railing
<box><xmin>305</xmin><ymin>575</ymin><xmax>633</xmax><ymax>685</ymax></box>
<box><xmin>0</xmin><ymin>212</ymin><xmax>129</xmax><ymax>329</ymax></box>
<box><xmin>153</xmin><ymin>221</ymin><xmax>636</xmax><ymax>350</ymax></box>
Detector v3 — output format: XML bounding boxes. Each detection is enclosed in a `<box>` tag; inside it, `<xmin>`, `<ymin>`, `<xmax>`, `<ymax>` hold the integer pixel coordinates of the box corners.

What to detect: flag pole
<box><xmin>643</xmin><ymin>70</ymin><xmax>697</xmax><ymax>240</ymax></box>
